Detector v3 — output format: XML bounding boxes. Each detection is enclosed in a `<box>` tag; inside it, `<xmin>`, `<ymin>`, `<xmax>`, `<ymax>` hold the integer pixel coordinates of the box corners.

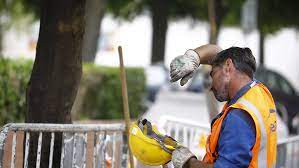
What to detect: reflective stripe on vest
<box><xmin>238</xmin><ymin>98</ymin><xmax>267</xmax><ymax>168</ymax></box>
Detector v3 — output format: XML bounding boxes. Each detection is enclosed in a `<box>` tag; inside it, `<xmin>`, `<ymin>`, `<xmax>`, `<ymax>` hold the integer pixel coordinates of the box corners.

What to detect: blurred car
<box><xmin>145</xmin><ymin>63</ymin><xmax>187</xmax><ymax>105</ymax></box>
<box><xmin>255</xmin><ymin>66</ymin><xmax>299</xmax><ymax>134</ymax></box>
<box><xmin>145</xmin><ymin>64</ymin><xmax>168</xmax><ymax>103</ymax></box>
<box><xmin>187</xmin><ymin>66</ymin><xmax>299</xmax><ymax>134</ymax></box>
<box><xmin>186</xmin><ymin>69</ymin><xmax>205</xmax><ymax>93</ymax></box>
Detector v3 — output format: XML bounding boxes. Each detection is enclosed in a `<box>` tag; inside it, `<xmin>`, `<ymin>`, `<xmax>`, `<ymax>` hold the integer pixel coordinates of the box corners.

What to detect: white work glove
<box><xmin>170</xmin><ymin>49</ymin><xmax>200</xmax><ymax>86</ymax></box>
<box><xmin>172</xmin><ymin>146</ymin><xmax>196</xmax><ymax>168</ymax></box>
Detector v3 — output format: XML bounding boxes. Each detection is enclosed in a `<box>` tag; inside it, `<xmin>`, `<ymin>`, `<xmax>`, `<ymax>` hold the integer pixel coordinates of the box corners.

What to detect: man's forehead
<box><xmin>210</xmin><ymin>66</ymin><xmax>221</xmax><ymax>76</ymax></box>
<box><xmin>210</xmin><ymin>67</ymin><xmax>215</xmax><ymax>77</ymax></box>
<box><xmin>211</xmin><ymin>65</ymin><xmax>220</xmax><ymax>71</ymax></box>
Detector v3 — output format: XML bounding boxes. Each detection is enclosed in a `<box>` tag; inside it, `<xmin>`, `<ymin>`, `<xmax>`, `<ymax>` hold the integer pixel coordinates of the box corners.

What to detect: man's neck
<box><xmin>229</xmin><ymin>74</ymin><xmax>252</xmax><ymax>100</ymax></box>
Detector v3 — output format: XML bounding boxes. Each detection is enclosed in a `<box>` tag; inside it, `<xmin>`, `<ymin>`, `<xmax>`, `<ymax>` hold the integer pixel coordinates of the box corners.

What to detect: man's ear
<box><xmin>225</xmin><ymin>59</ymin><xmax>235</xmax><ymax>73</ymax></box>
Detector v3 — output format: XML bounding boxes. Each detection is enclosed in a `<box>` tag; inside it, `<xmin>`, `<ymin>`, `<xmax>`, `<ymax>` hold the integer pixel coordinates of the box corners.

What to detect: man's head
<box><xmin>209</xmin><ymin>47</ymin><xmax>256</xmax><ymax>102</ymax></box>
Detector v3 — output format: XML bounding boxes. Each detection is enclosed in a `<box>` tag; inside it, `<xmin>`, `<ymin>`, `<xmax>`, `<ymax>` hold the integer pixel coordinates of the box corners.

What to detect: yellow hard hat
<box><xmin>129</xmin><ymin>119</ymin><xmax>178</xmax><ymax>166</ymax></box>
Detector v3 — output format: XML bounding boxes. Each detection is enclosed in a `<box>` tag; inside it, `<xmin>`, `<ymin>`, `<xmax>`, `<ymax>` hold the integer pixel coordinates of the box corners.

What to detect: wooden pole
<box><xmin>118</xmin><ymin>46</ymin><xmax>135</xmax><ymax>168</ymax></box>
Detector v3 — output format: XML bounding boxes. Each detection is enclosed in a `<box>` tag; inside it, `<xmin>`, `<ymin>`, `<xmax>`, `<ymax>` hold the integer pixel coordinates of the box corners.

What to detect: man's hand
<box><xmin>170</xmin><ymin>50</ymin><xmax>200</xmax><ymax>86</ymax></box>
<box><xmin>170</xmin><ymin>44</ymin><xmax>222</xmax><ymax>86</ymax></box>
<box><xmin>172</xmin><ymin>146</ymin><xmax>196</xmax><ymax>168</ymax></box>
<box><xmin>185</xmin><ymin>158</ymin><xmax>214</xmax><ymax>168</ymax></box>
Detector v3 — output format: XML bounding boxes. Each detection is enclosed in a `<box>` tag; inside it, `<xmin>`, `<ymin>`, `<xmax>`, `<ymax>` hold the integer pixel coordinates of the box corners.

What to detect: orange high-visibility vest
<box><xmin>203</xmin><ymin>81</ymin><xmax>277</xmax><ymax>168</ymax></box>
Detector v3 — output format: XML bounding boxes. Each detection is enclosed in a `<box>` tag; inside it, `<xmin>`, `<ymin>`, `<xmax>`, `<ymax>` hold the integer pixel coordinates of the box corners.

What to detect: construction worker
<box><xmin>169</xmin><ymin>44</ymin><xmax>277</xmax><ymax>168</ymax></box>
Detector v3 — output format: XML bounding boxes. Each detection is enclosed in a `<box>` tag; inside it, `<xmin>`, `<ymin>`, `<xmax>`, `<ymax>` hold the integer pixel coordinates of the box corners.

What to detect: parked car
<box><xmin>186</xmin><ymin>69</ymin><xmax>205</xmax><ymax>93</ymax></box>
<box><xmin>187</xmin><ymin>66</ymin><xmax>299</xmax><ymax>134</ymax></box>
<box><xmin>255</xmin><ymin>66</ymin><xmax>299</xmax><ymax>134</ymax></box>
<box><xmin>145</xmin><ymin>64</ymin><xmax>168</xmax><ymax>103</ymax></box>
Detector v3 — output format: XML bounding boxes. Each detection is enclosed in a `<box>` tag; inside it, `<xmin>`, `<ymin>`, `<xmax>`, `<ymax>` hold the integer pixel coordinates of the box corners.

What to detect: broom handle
<box><xmin>118</xmin><ymin>46</ymin><xmax>134</xmax><ymax>168</ymax></box>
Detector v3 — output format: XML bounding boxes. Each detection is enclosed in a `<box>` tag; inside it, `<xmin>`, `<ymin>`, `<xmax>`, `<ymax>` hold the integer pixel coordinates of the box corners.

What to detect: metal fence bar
<box><xmin>82</xmin><ymin>132</ymin><xmax>87</xmax><ymax>168</ymax></box>
<box><xmin>278</xmin><ymin>135</ymin><xmax>299</xmax><ymax>144</ymax></box>
<box><xmin>48</xmin><ymin>132</ymin><xmax>55</xmax><ymax>168</ymax></box>
<box><xmin>120</xmin><ymin>134</ymin><xmax>127</xmax><ymax>168</ymax></box>
<box><xmin>0</xmin><ymin>123</ymin><xmax>128</xmax><ymax>168</ymax></box>
<box><xmin>103</xmin><ymin>133</ymin><xmax>108</xmax><ymax>168</ymax></box>
<box><xmin>6</xmin><ymin>123</ymin><xmax>125</xmax><ymax>132</ymax></box>
<box><xmin>276</xmin><ymin>135</ymin><xmax>299</xmax><ymax>168</ymax></box>
<box><xmin>183</xmin><ymin>127</ymin><xmax>188</xmax><ymax>146</ymax></box>
<box><xmin>297</xmin><ymin>141</ymin><xmax>299</xmax><ymax>168</ymax></box>
<box><xmin>60</xmin><ymin>133</ymin><xmax>66</xmax><ymax>168</ymax></box>
<box><xmin>0</xmin><ymin>123</ymin><xmax>127</xmax><ymax>168</ymax></box>
<box><xmin>98</xmin><ymin>132</ymin><xmax>106</xmax><ymax>168</ymax></box>
<box><xmin>72</xmin><ymin>133</ymin><xmax>77</xmax><ymax>168</ymax></box>
<box><xmin>24</xmin><ymin>132</ymin><xmax>30</xmax><ymax>168</ymax></box>
<box><xmin>189</xmin><ymin>128</ymin><xmax>194</xmax><ymax>148</ymax></box>
<box><xmin>36</xmin><ymin>132</ymin><xmax>43</xmax><ymax>168</ymax></box>
<box><xmin>93</xmin><ymin>132</ymin><xmax>97</xmax><ymax>168</ymax></box>
<box><xmin>111</xmin><ymin>132</ymin><xmax>116</xmax><ymax>168</ymax></box>
<box><xmin>161</xmin><ymin>116</ymin><xmax>210</xmax><ymax>131</ymax></box>
<box><xmin>166</xmin><ymin>123</ymin><xmax>172</xmax><ymax>136</ymax></box>
<box><xmin>174</xmin><ymin>124</ymin><xmax>179</xmax><ymax>141</ymax></box>
<box><xmin>291</xmin><ymin>142</ymin><xmax>295</xmax><ymax>168</ymax></box>
<box><xmin>10</xmin><ymin>131</ymin><xmax>17</xmax><ymax>168</ymax></box>
<box><xmin>0</xmin><ymin>124</ymin><xmax>10</xmax><ymax>168</ymax></box>
<box><xmin>4</xmin><ymin>123</ymin><xmax>299</xmax><ymax>168</ymax></box>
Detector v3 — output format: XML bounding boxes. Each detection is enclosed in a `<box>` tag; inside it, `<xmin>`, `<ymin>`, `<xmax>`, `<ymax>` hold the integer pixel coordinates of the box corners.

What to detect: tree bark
<box><xmin>259</xmin><ymin>30</ymin><xmax>264</xmax><ymax>65</ymax></box>
<box><xmin>208</xmin><ymin>0</ymin><xmax>218</xmax><ymax>44</ymax></box>
<box><xmin>0</xmin><ymin>24</ymin><xmax>3</xmax><ymax>56</ymax></box>
<box><xmin>206</xmin><ymin>0</ymin><xmax>224</xmax><ymax>121</ymax></box>
<box><xmin>257</xmin><ymin>0</ymin><xmax>264</xmax><ymax>66</ymax></box>
<box><xmin>25</xmin><ymin>0</ymin><xmax>85</xmax><ymax>167</ymax></box>
<box><xmin>150</xmin><ymin>0</ymin><xmax>170</xmax><ymax>64</ymax></box>
<box><xmin>208</xmin><ymin>0</ymin><xmax>224</xmax><ymax>44</ymax></box>
<box><xmin>82</xmin><ymin>0</ymin><xmax>106</xmax><ymax>62</ymax></box>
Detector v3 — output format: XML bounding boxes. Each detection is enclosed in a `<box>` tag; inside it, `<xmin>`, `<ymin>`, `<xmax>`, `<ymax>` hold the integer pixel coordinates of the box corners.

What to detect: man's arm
<box><xmin>193</xmin><ymin>44</ymin><xmax>222</xmax><ymax>65</ymax></box>
<box><xmin>184</xmin><ymin>158</ymin><xmax>213</xmax><ymax>168</ymax></box>
<box><xmin>214</xmin><ymin>109</ymin><xmax>256</xmax><ymax>168</ymax></box>
<box><xmin>171</xmin><ymin>146</ymin><xmax>213</xmax><ymax>168</ymax></box>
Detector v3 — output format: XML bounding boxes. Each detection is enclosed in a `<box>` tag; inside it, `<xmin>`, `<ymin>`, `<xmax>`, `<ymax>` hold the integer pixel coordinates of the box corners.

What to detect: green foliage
<box><xmin>22</xmin><ymin>0</ymin><xmax>40</xmax><ymax>20</ymax></box>
<box><xmin>73</xmin><ymin>64</ymin><xmax>146</xmax><ymax>120</ymax></box>
<box><xmin>169</xmin><ymin>0</ymin><xmax>208</xmax><ymax>20</ymax></box>
<box><xmin>107</xmin><ymin>0</ymin><xmax>244</xmax><ymax>25</ymax></box>
<box><xmin>0</xmin><ymin>0</ymin><xmax>39</xmax><ymax>29</ymax></box>
<box><xmin>0</xmin><ymin>59</ymin><xmax>146</xmax><ymax>124</ymax></box>
<box><xmin>260</xmin><ymin>0</ymin><xmax>299</xmax><ymax>34</ymax></box>
<box><xmin>107</xmin><ymin>0</ymin><xmax>142</xmax><ymax>20</ymax></box>
<box><xmin>222</xmin><ymin>0</ymin><xmax>245</xmax><ymax>26</ymax></box>
<box><xmin>0</xmin><ymin>58</ymin><xmax>33</xmax><ymax>125</ymax></box>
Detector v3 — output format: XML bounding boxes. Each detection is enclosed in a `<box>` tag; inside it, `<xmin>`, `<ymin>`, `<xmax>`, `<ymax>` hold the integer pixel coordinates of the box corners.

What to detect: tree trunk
<box><xmin>257</xmin><ymin>0</ymin><xmax>264</xmax><ymax>66</ymax></box>
<box><xmin>82</xmin><ymin>0</ymin><xmax>106</xmax><ymax>62</ymax></box>
<box><xmin>208</xmin><ymin>0</ymin><xmax>218</xmax><ymax>44</ymax></box>
<box><xmin>25</xmin><ymin>0</ymin><xmax>85</xmax><ymax>167</ymax></box>
<box><xmin>0</xmin><ymin>24</ymin><xmax>3</xmax><ymax>56</ymax></box>
<box><xmin>259</xmin><ymin>30</ymin><xmax>264</xmax><ymax>65</ymax></box>
<box><xmin>206</xmin><ymin>0</ymin><xmax>224</xmax><ymax>121</ymax></box>
<box><xmin>150</xmin><ymin>0</ymin><xmax>170</xmax><ymax>64</ymax></box>
<box><xmin>208</xmin><ymin>0</ymin><xmax>223</xmax><ymax>44</ymax></box>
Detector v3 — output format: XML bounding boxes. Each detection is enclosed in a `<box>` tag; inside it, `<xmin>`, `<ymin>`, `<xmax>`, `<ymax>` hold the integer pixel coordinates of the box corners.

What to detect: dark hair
<box><xmin>211</xmin><ymin>47</ymin><xmax>256</xmax><ymax>79</ymax></box>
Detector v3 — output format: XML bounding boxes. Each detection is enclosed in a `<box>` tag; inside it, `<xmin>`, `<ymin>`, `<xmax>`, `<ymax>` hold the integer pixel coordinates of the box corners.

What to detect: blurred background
<box><xmin>0</xmin><ymin>0</ymin><xmax>299</xmax><ymax>163</ymax></box>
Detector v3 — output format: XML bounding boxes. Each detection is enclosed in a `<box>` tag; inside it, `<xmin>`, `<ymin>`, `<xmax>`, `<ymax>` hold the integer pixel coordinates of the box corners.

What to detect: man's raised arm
<box><xmin>170</xmin><ymin>44</ymin><xmax>222</xmax><ymax>86</ymax></box>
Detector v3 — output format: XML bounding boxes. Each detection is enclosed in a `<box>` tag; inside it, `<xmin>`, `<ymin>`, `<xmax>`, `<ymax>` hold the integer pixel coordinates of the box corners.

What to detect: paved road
<box><xmin>143</xmin><ymin>89</ymin><xmax>212</xmax><ymax>127</ymax></box>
